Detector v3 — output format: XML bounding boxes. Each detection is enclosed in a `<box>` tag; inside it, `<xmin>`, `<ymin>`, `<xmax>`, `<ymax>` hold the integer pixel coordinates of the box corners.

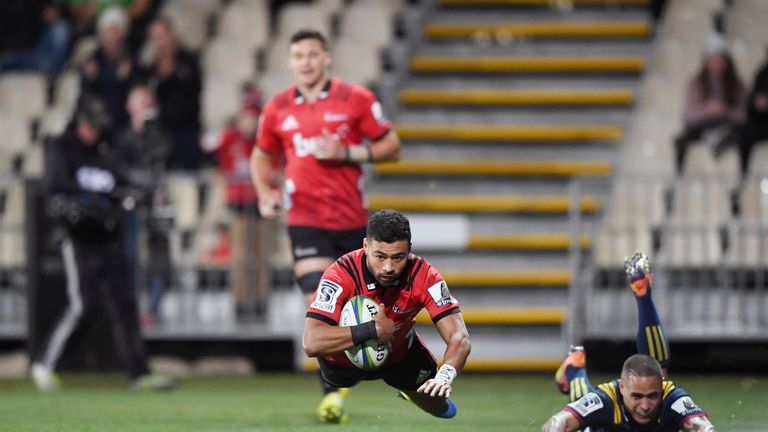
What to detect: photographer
<box><xmin>31</xmin><ymin>94</ymin><xmax>174</xmax><ymax>392</ymax></box>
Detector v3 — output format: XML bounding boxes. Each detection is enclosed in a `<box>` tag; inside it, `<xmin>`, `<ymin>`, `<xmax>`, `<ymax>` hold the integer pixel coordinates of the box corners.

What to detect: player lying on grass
<box><xmin>542</xmin><ymin>252</ymin><xmax>716</xmax><ymax>432</ymax></box>
<box><xmin>302</xmin><ymin>210</ymin><xmax>471</xmax><ymax>423</ymax></box>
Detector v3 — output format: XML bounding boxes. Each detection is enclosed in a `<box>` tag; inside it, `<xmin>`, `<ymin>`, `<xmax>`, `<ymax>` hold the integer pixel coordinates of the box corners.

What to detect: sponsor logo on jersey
<box><xmin>294</xmin><ymin>246</ymin><xmax>318</xmax><ymax>258</ymax></box>
<box><xmin>366</xmin><ymin>282</ymin><xmax>376</xmax><ymax>291</ymax></box>
<box><xmin>281</xmin><ymin>115</ymin><xmax>299</xmax><ymax>131</ymax></box>
<box><xmin>569</xmin><ymin>393</ymin><xmax>604</xmax><ymax>417</ymax></box>
<box><xmin>427</xmin><ymin>281</ymin><xmax>455</xmax><ymax>307</ymax></box>
<box><xmin>671</xmin><ymin>396</ymin><xmax>700</xmax><ymax>416</ymax></box>
<box><xmin>370</xmin><ymin>101</ymin><xmax>388</xmax><ymax>126</ymax></box>
<box><xmin>416</xmin><ymin>369</ymin><xmax>432</xmax><ymax>385</ymax></box>
<box><xmin>311</xmin><ymin>280</ymin><xmax>343</xmax><ymax>313</ymax></box>
<box><xmin>323</xmin><ymin>112</ymin><xmax>349</xmax><ymax>122</ymax></box>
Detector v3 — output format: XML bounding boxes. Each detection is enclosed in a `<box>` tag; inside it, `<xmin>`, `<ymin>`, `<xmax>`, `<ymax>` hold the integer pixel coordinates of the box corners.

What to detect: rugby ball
<box><xmin>340</xmin><ymin>296</ymin><xmax>389</xmax><ymax>370</ymax></box>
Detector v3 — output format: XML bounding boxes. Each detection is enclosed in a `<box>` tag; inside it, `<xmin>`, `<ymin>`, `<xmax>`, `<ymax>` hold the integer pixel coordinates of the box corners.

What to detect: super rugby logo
<box><xmin>569</xmin><ymin>393</ymin><xmax>604</xmax><ymax>417</ymax></box>
<box><xmin>427</xmin><ymin>281</ymin><xmax>455</xmax><ymax>307</ymax></box>
<box><xmin>671</xmin><ymin>397</ymin><xmax>700</xmax><ymax>417</ymax></box>
<box><xmin>311</xmin><ymin>280</ymin><xmax>343</xmax><ymax>313</ymax></box>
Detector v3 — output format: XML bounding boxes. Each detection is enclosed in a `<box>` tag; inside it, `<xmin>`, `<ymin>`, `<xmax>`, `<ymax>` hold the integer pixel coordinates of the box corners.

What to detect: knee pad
<box><xmin>297</xmin><ymin>271</ymin><xmax>324</xmax><ymax>295</ymax></box>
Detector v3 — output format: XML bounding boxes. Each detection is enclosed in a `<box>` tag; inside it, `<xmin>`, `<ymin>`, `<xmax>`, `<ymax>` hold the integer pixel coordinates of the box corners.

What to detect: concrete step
<box><xmin>399</xmin><ymin>88</ymin><xmax>634</xmax><ymax>107</ymax></box>
<box><xmin>396</xmin><ymin>140</ymin><xmax>617</xmax><ymax>160</ymax></box>
<box><xmin>396</xmin><ymin>109</ymin><xmax>630</xmax><ymax>124</ymax></box>
<box><xmin>402</xmin><ymin>75</ymin><xmax>640</xmax><ymax>90</ymax></box>
<box><xmin>424</xmin><ymin>20</ymin><xmax>651</xmax><ymax>40</ymax></box>
<box><xmin>368</xmin><ymin>193</ymin><xmax>600</xmax><ymax>214</ymax></box>
<box><xmin>415</xmin><ymin>306</ymin><xmax>566</xmax><ymax>325</ymax></box>
<box><xmin>395</xmin><ymin>123</ymin><xmax>622</xmax><ymax>142</ymax></box>
<box><xmin>467</xmin><ymin>233</ymin><xmax>591</xmax><ymax>250</ymax></box>
<box><xmin>428</xmin><ymin>9</ymin><xmax>650</xmax><ymax>23</ymax></box>
<box><xmin>374</xmin><ymin>159</ymin><xmax>612</xmax><ymax>177</ymax></box>
<box><xmin>418</xmin><ymin>326</ymin><xmax>564</xmax><ymax>371</ymax></box>
<box><xmin>446</xmin><ymin>286</ymin><xmax>569</xmax><ymax>308</ymax></box>
<box><xmin>438</xmin><ymin>0</ymin><xmax>648</xmax><ymax>8</ymax></box>
<box><xmin>419</xmin><ymin>250</ymin><xmax>570</xmax><ymax>270</ymax></box>
<box><xmin>410</xmin><ymin>54</ymin><xmax>644</xmax><ymax>74</ymax></box>
<box><xmin>468</xmin><ymin>213</ymin><xmax>597</xmax><ymax>234</ymax></box>
<box><xmin>399</xmin><ymin>213</ymin><xmax>593</xmax><ymax>251</ymax></box>
<box><xmin>441</xmin><ymin>270</ymin><xmax>570</xmax><ymax>287</ymax></box>
<box><xmin>413</xmin><ymin>39</ymin><xmax>649</xmax><ymax>57</ymax></box>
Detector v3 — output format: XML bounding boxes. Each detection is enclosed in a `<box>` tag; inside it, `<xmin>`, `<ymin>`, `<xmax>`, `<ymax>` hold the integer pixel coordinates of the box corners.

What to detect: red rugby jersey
<box><xmin>306</xmin><ymin>248</ymin><xmax>461</xmax><ymax>368</ymax></box>
<box><xmin>257</xmin><ymin>79</ymin><xmax>392</xmax><ymax>230</ymax></box>
<box><xmin>210</xmin><ymin>126</ymin><xmax>258</xmax><ymax>205</ymax></box>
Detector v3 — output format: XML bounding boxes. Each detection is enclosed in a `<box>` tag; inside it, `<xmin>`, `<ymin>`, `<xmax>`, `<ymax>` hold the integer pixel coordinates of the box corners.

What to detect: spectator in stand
<box><xmin>115</xmin><ymin>83</ymin><xmax>172</xmax><ymax>326</ymax></box>
<box><xmin>143</xmin><ymin>16</ymin><xmax>202</xmax><ymax>171</ymax></box>
<box><xmin>0</xmin><ymin>1</ymin><xmax>71</xmax><ymax>77</ymax></box>
<box><xmin>203</xmin><ymin>86</ymin><xmax>272</xmax><ymax>320</ymax></box>
<box><xmin>68</xmin><ymin>0</ymin><xmax>155</xmax><ymax>52</ymax></box>
<box><xmin>674</xmin><ymin>34</ymin><xmax>747</xmax><ymax>174</ymax></box>
<box><xmin>739</xmin><ymin>50</ymin><xmax>768</xmax><ymax>174</ymax></box>
<box><xmin>80</xmin><ymin>7</ymin><xmax>139</xmax><ymax>131</ymax></box>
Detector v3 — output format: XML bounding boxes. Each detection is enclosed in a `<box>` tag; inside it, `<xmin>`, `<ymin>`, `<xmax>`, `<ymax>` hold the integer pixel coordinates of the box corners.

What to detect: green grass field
<box><xmin>0</xmin><ymin>373</ymin><xmax>765</xmax><ymax>431</ymax></box>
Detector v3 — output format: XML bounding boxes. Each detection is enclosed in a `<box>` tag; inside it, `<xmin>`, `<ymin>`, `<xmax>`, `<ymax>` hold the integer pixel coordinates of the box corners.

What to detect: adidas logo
<box><xmin>281</xmin><ymin>115</ymin><xmax>299</xmax><ymax>131</ymax></box>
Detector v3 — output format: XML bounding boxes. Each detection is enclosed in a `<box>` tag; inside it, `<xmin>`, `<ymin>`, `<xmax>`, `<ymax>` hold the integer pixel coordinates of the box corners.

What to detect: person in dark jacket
<box><xmin>31</xmin><ymin>94</ymin><xmax>175</xmax><ymax>392</ymax></box>
<box><xmin>739</xmin><ymin>51</ymin><xmax>768</xmax><ymax>174</ymax></box>
<box><xmin>143</xmin><ymin>16</ymin><xmax>203</xmax><ymax>170</ymax></box>
<box><xmin>79</xmin><ymin>7</ymin><xmax>139</xmax><ymax>130</ymax></box>
<box><xmin>115</xmin><ymin>83</ymin><xmax>172</xmax><ymax>326</ymax></box>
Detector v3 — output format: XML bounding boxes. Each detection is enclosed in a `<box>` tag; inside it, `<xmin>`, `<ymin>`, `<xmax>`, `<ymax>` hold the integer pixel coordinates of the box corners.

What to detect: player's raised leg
<box><xmin>624</xmin><ymin>251</ymin><xmax>670</xmax><ymax>374</ymax></box>
<box><xmin>554</xmin><ymin>345</ymin><xmax>591</xmax><ymax>402</ymax></box>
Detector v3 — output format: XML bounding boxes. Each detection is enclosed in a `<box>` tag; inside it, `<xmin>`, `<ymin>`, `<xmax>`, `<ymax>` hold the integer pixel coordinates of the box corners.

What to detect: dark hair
<box><xmin>366</xmin><ymin>210</ymin><xmax>411</xmax><ymax>244</ymax></box>
<box><xmin>290</xmin><ymin>29</ymin><xmax>329</xmax><ymax>51</ymax></box>
<box><xmin>75</xmin><ymin>93</ymin><xmax>112</xmax><ymax>130</ymax></box>
<box><xmin>696</xmin><ymin>52</ymin><xmax>743</xmax><ymax>106</ymax></box>
<box><xmin>621</xmin><ymin>354</ymin><xmax>663</xmax><ymax>382</ymax></box>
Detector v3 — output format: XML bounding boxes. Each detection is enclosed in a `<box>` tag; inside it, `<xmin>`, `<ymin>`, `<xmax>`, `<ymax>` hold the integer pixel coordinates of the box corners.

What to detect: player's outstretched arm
<box><xmin>541</xmin><ymin>410</ymin><xmax>580</xmax><ymax>432</ymax></box>
<box><xmin>417</xmin><ymin>313</ymin><xmax>470</xmax><ymax>398</ymax></box>
<box><xmin>681</xmin><ymin>415</ymin><xmax>716</xmax><ymax>432</ymax></box>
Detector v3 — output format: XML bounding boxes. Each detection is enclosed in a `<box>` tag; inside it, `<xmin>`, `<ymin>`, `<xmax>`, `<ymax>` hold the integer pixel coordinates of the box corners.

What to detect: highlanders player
<box><xmin>303</xmin><ymin>210</ymin><xmax>471</xmax><ymax>423</ymax></box>
<box><xmin>250</xmin><ymin>30</ymin><xmax>401</xmax><ymax>421</ymax></box>
<box><xmin>542</xmin><ymin>252</ymin><xmax>716</xmax><ymax>432</ymax></box>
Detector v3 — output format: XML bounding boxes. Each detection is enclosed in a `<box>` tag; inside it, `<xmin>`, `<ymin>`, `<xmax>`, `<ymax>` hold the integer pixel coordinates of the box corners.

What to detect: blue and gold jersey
<box><xmin>564</xmin><ymin>380</ymin><xmax>706</xmax><ymax>432</ymax></box>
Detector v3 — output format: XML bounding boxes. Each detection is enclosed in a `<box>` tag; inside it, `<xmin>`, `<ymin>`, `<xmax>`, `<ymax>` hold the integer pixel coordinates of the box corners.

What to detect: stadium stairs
<box><xmin>369</xmin><ymin>0</ymin><xmax>653</xmax><ymax>372</ymax></box>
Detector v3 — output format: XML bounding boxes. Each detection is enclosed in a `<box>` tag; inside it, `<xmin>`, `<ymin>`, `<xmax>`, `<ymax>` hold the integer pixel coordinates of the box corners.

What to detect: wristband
<box><xmin>434</xmin><ymin>364</ymin><xmax>457</xmax><ymax>385</ymax></box>
<box><xmin>346</xmin><ymin>145</ymin><xmax>372</xmax><ymax>163</ymax></box>
<box><xmin>350</xmin><ymin>321</ymin><xmax>377</xmax><ymax>345</ymax></box>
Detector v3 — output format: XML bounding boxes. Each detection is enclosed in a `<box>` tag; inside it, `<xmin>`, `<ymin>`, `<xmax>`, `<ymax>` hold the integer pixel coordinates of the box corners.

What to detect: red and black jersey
<box><xmin>209</xmin><ymin>126</ymin><xmax>258</xmax><ymax>206</ymax></box>
<box><xmin>306</xmin><ymin>248</ymin><xmax>461</xmax><ymax>368</ymax></box>
<box><xmin>257</xmin><ymin>79</ymin><xmax>392</xmax><ymax>230</ymax></box>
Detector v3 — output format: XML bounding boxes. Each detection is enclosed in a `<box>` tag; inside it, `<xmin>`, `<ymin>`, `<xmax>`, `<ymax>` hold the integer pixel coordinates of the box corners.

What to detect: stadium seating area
<box><xmin>1</xmin><ymin>0</ymin><xmax>768</xmax><ymax>371</ymax></box>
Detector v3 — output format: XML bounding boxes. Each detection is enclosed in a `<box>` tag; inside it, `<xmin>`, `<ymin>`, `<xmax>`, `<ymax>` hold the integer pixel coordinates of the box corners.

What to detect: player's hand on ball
<box><xmin>372</xmin><ymin>303</ymin><xmax>395</xmax><ymax>343</ymax></box>
<box><xmin>258</xmin><ymin>189</ymin><xmax>281</xmax><ymax>219</ymax></box>
<box><xmin>315</xmin><ymin>129</ymin><xmax>345</xmax><ymax>161</ymax></box>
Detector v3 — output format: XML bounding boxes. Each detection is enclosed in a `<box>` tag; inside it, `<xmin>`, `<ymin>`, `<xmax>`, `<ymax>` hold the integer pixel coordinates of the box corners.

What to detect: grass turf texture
<box><xmin>0</xmin><ymin>373</ymin><xmax>765</xmax><ymax>431</ymax></box>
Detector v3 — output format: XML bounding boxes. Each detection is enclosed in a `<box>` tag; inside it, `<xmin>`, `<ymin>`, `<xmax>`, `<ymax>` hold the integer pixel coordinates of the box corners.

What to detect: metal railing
<box><xmin>0</xmin><ymin>173</ymin><xmax>299</xmax><ymax>338</ymax></box>
<box><xmin>569</xmin><ymin>173</ymin><xmax>768</xmax><ymax>342</ymax></box>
